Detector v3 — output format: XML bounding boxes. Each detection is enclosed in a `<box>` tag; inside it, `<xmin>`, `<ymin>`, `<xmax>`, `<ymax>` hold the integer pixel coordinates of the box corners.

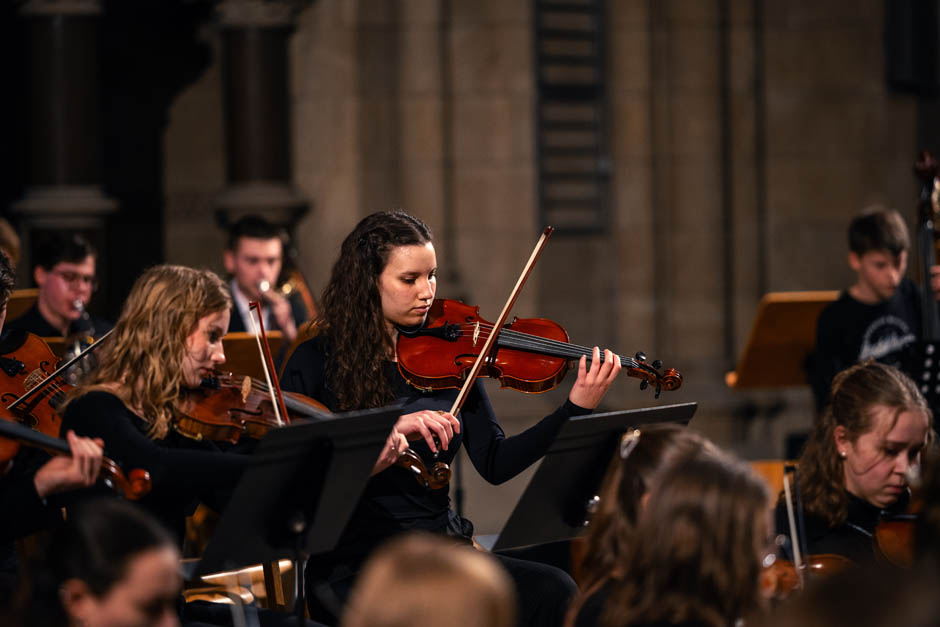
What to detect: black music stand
<box><xmin>489</xmin><ymin>402</ymin><xmax>697</xmax><ymax>552</ymax></box>
<box><xmin>192</xmin><ymin>405</ymin><xmax>400</xmax><ymax>623</ymax></box>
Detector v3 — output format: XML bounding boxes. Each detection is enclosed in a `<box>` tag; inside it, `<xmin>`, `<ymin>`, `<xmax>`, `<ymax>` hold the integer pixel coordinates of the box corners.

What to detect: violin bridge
<box><xmin>473</xmin><ymin>322</ymin><xmax>480</xmax><ymax>346</ymax></box>
<box><xmin>241</xmin><ymin>376</ymin><xmax>252</xmax><ymax>403</ymax></box>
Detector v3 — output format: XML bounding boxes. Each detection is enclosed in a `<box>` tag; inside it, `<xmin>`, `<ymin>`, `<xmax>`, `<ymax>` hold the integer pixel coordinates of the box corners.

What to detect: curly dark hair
<box><xmin>0</xmin><ymin>250</ymin><xmax>14</xmax><ymax>312</ymax></box>
<box><xmin>322</xmin><ymin>211</ymin><xmax>432</xmax><ymax>410</ymax></box>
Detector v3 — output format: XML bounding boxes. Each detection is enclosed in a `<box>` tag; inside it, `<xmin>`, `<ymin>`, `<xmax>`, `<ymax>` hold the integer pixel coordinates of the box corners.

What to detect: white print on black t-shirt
<box><xmin>857</xmin><ymin>315</ymin><xmax>917</xmax><ymax>362</ymax></box>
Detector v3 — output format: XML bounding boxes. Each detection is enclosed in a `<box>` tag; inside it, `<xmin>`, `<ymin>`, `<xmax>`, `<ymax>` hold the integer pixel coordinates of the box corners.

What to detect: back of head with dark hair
<box><xmin>602</xmin><ymin>453</ymin><xmax>770</xmax><ymax>627</ymax></box>
<box><xmin>15</xmin><ymin>498</ymin><xmax>176</xmax><ymax>626</ymax></box>
<box><xmin>574</xmin><ymin>425</ymin><xmax>714</xmax><ymax>599</ymax></box>
<box><xmin>847</xmin><ymin>207</ymin><xmax>909</xmax><ymax>257</ymax></box>
<box><xmin>50</xmin><ymin>499</ymin><xmax>175</xmax><ymax>596</ymax></box>
<box><xmin>0</xmin><ymin>251</ymin><xmax>14</xmax><ymax>311</ymax></box>
<box><xmin>33</xmin><ymin>232</ymin><xmax>96</xmax><ymax>271</ymax></box>
<box><xmin>226</xmin><ymin>215</ymin><xmax>286</xmax><ymax>251</ymax></box>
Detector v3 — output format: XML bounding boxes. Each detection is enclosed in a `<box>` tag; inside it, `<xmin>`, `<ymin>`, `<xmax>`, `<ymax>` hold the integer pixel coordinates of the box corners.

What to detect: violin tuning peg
<box><xmin>635</xmin><ymin>351</ymin><xmax>647</xmax><ymax>362</ymax></box>
<box><xmin>640</xmin><ymin>379</ymin><xmax>648</xmax><ymax>391</ymax></box>
<box><xmin>654</xmin><ymin>385</ymin><xmax>662</xmax><ymax>399</ymax></box>
<box><xmin>652</xmin><ymin>359</ymin><xmax>662</xmax><ymax>370</ymax></box>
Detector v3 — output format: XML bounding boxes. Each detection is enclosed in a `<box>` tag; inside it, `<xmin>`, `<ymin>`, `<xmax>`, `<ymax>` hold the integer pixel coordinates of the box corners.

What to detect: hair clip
<box><xmin>620</xmin><ymin>429</ymin><xmax>641</xmax><ymax>459</ymax></box>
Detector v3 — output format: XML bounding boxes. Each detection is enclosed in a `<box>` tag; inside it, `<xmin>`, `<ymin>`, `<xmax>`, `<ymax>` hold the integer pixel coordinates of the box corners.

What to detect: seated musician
<box><xmin>578</xmin><ymin>451</ymin><xmax>771</xmax><ymax>627</ymax></box>
<box><xmin>777</xmin><ymin>361</ymin><xmax>932</xmax><ymax>564</ymax></box>
<box><xmin>12</xmin><ymin>498</ymin><xmax>182</xmax><ymax>627</ymax></box>
<box><xmin>281</xmin><ymin>210</ymin><xmax>622</xmax><ymax>626</ymax></box>
<box><xmin>0</xmin><ymin>250</ymin><xmax>104</xmax><ymax>603</ymax></box>
<box><xmin>223</xmin><ymin>215</ymin><xmax>308</xmax><ymax>343</ymax></box>
<box><xmin>58</xmin><ymin>264</ymin><xmax>324</xmax><ymax>627</ymax></box>
<box><xmin>809</xmin><ymin>207</ymin><xmax>940</xmax><ymax>412</ymax></box>
<box><xmin>5</xmin><ymin>231</ymin><xmax>112</xmax><ymax>340</ymax></box>
<box><xmin>564</xmin><ymin>424</ymin><xmax>716</xmax><ymax>627</ymax></box>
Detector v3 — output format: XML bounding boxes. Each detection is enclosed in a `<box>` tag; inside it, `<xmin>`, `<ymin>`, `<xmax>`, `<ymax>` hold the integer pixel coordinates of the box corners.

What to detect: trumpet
<box><xmin>62</xmin><ymin>300</ymin><xmax>97</xmax><ymax>385</ymax></box>
<box><xmin>257</xmin><ymin>271</ymin><xmax>318</xmax><ymax>320</ymax></box>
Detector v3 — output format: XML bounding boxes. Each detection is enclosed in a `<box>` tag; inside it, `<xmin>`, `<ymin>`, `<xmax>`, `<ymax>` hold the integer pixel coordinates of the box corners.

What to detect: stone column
<box><xmin>215</xmin><ymin>0</ymin><xmax>308</xmax><ymax>230</ymax></box>
<box><xmin>12</xmin><ymin>0</ymin><xmax>117</xmax><ymax>266</ymax></box>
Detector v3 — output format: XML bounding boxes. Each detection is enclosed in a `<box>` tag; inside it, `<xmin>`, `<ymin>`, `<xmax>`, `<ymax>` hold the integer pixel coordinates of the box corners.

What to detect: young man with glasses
<box><xmin>6</xmin><ymin>232</ymin><xmax>112</xmax><ymax>338</ymax></box>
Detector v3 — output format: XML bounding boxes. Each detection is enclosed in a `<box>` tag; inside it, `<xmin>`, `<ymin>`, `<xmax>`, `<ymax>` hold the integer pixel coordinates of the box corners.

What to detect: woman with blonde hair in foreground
<box><xmin>341</xmin><ymin>533</ymin><xmax>515</xmax><ymax>627</ymax></box>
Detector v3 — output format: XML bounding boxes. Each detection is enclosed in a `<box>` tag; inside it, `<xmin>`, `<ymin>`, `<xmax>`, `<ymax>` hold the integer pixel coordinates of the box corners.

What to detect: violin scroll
<box><xmin>395</xmin><ymin>448</ymin><xmax>451</xmax><ymax>490</ymax></box>
<box><xmin>627</xmin><ymin>351</ymin><xmax>682</xmax><ymax>397</ymax></box>
<box><xmin>99</xmin><ymin>459</ymin><xmax>152</xmax><ymax>500</ymax></box>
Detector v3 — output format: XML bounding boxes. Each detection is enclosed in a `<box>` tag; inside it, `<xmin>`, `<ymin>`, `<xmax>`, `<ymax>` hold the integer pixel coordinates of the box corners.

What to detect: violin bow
<box><xmin>782</xmin><ymin>467</ymin><xmax>805</xmax><ymax>589</ymax></box>
<box><xmin>448</xmin><ymin>226</ymin><xmax>554</xmax><ymax>416</ymax></box>
<box><xmin>247</xmin><ymin>301</ymin><xmax>291</xmax><ymax>427</ymax></box>
<box><xmin>5</xmin><ymin>328</ymin><xmax>114</xmax><ymax>412</ymax></box>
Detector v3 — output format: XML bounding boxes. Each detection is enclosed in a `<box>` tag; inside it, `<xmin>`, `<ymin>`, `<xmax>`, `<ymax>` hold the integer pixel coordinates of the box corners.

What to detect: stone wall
<box><xmin>161</xmin><ymin>0</ymin><xmax>921</xmax><ymax>533</ymax></box>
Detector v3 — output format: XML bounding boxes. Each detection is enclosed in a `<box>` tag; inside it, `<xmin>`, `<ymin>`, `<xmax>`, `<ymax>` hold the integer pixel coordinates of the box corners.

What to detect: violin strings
<box><xmin>240</xmin><ymin>376</ymin><xmax>316</xmax><ymax>415</ymax></box>
<box><xmin>450</xmin><ymin>323</ymin><xmax>644</xmax><ymax>369</ymax></box>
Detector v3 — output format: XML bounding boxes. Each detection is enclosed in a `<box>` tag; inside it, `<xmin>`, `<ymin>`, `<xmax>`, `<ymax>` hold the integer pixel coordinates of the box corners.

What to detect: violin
<box><xmin>396</xmin><ymin>299</ymin><xmax>682</xmax><ymax>396</ymax></box>
<box><xmin>760</xmin><ymin>553</ymin><xmax>854</xmax><ymax>599</ymax></box>
<box><xmin>873</xmin><ymin>496</ymin><xmax>920</xmax><ymax>569</ymax></box>
<box><xmin>0</xmin><ymin>410</ymin><xmax>151</xmax><ymax>500</ymax></box>
<box><xmin>172</xmin><ymin>371</ymin><xmax>332</xmax><ymax>444</ymax></box>
<box><xmin>390</xmin><ymin>299</ymin><xmax>681</xmax><ymax>489</ymax></box>
<box><xmin>0</xmin><ymin>330</ymin><xmax>73</xmax><ymax>447</ymax></box>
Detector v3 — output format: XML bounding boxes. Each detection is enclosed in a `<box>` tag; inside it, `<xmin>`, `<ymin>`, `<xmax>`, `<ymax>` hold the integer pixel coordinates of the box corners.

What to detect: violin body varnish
<box><xmin>397</xmin><ymin>299</ymin><xmax>571</xmax><ymax>394</ymax></box>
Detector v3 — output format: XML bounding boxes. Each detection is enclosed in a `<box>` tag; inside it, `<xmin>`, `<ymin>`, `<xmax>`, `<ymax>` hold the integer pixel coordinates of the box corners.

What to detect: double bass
<box><xmin>906</xmin><ymin>152</ymin><xmax>940</xmax><ymax>411</ymax></box>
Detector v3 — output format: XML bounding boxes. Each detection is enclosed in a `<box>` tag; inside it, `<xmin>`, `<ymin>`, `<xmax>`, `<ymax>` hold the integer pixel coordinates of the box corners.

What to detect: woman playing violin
<box><xmin>776</xmin><ymin>361</ymin><xmax>933</xmax><ymax>564</ymax></box>
<box><xmin>60</xmin><ymin>267</ymin><xmax>320</xmax><ymax>627</ymax></box>
<box><xmin>59</xmin><ymin>265</ymin><xmax>248</xmax><ymax>546</ymax></box>
<box><xmin>0</xmin><ymin>249</ymin><xmax>105</xmax><ymax>603</ymax></box>
<box><xmin>282</xmin><ymin>211</ymin><xmax>622</xmax><ymax>626</ymax></box>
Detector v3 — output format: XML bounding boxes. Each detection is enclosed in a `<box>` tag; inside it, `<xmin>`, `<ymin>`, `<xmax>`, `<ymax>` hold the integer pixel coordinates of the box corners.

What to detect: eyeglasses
<box><xmin>51</xmin><ymin>270</ymin><xmax>99</xmax><ymax>291</ymax></box>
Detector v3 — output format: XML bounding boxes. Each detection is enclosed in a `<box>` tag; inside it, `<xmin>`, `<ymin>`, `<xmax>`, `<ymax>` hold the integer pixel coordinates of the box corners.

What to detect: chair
<box><xmin>750</xmin><ymin>459</ymin><xmax>796</xmax><ymax>497</ymax></box>
<box><xmin>277</xmin><ymin>319</ymin><xmax>321</xmax><ymax>379</ymax></box>
<box><xmin>6</xmin><ymin>288</ymin><xmax>38</xmax><ymax>321</ymax></box>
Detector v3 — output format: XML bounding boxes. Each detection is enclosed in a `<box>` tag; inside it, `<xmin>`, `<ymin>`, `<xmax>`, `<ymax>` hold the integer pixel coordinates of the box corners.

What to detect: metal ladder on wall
<box><xmin>534</xmin><ymin>0</ymin><xmax>609</xmax><ymax>233</ymax></box>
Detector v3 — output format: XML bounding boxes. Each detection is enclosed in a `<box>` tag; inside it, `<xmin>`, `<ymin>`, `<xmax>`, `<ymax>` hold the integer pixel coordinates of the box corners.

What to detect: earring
<box><xmin>839</xmin><ymin>450</ymin><xmax>847</xmax><ymax>459</ymax></box>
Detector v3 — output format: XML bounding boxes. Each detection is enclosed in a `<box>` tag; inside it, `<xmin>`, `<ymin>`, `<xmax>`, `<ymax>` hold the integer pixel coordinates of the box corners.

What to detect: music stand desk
<box><xmin>725</xmin><ymin>291</ymin><xmax>838</xmax><ymax>389</ymax></box>
<box><xmin>488</xmin><ymin>402</ymin><xmax>697</xmax><ymax>552</ymax></box>
<box><xmin>195</xmin><ymin>405</ymin><xmax>399</xmax><ymax>578</ymax></box>
<box><xmin>221</xmin><ymin>331</ymin><xmax>285</xmax><ymax>381</ymax></box>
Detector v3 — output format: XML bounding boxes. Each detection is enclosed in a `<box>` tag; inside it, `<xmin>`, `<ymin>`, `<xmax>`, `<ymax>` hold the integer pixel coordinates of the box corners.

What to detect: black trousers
<box><xmin>304</xmin><ymin>551</ymin><xmax>577</xmax><ymax>627</ymax></box>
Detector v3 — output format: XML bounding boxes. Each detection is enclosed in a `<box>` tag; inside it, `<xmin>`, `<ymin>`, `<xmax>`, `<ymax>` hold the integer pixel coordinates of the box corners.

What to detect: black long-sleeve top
<box><xmin>60</xmin><ymin>391</ymin><xmax>248</xmax><ymax>543</ymax></box>
<box><xmin>0</xmin><ymin>448</ymin><xmax>61</xmax><ymax>583</ymax></box>
<box><xmin>282</xmin><ymin>335</ymin><xmax>590</xmax><ymax>566</ymax></box>
<box><xmin>773</xmin><ymin>489</ymin><xmax>910</xmax><ymax>564</ymax></box>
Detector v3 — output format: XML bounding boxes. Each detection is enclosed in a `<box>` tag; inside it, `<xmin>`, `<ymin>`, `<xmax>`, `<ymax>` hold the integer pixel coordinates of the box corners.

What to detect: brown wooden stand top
<box><xmin>726</xmin><ymin>291</ymin><xmax>838</xmax><ymax>388</ymax></box>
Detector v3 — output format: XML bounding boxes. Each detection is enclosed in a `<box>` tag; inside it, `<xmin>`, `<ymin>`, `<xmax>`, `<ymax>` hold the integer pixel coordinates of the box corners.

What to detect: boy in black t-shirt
<box><xmin>810</xmin><ymin>207</ymin><xmax>940</xmax><ymax>410</ymax></box>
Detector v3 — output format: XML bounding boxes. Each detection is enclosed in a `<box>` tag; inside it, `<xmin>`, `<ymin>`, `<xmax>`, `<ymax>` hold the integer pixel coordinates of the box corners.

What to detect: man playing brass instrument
<box><xmin>223</xmin><ymin>215</ymin><xmax>308</xmax><ymax>343</ymax></box>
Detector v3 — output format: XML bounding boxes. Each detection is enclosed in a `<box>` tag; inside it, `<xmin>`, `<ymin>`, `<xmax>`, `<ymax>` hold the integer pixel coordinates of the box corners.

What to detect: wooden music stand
<box><xmin>222</xmin><ymin>331</ymin><xmax>284</xmax><ymax>380</ymax></box>
<box><xmin>725</xmin><ymin>291</ymin><xmax>838</xmax><ymax>388</ymax></box>
<box><xmin>6</xmin><ymin>288</ymin><xmax>38</xmax><ymax>321</ymax></box>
